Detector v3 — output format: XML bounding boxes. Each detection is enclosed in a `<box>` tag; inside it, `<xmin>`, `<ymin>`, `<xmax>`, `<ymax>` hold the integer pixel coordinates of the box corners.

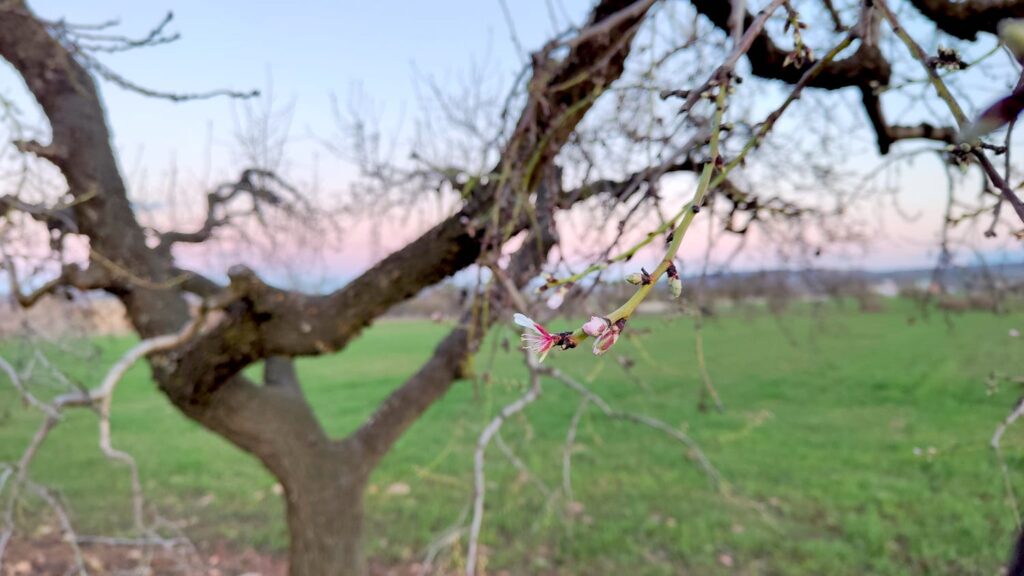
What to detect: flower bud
<box><xmin>592</xmin><ymin>329</ymin><xmax>619</xmax><ymax>355</ymax></box>
<box><xmin>1001</xmin><ymin>19</ymin><xmax>1024</xmax><ymax>63</ymax></box>
<box><xmin>546</xmin><ymin>288</ymin><xmax>566</xmax><ymax>310</ymax></box>
<box><xmin>592</xmin><ymin>318</ymin><xmax>626</xmax><ymax>356</ymax></box>
<box><xmin>959</xmin><ymin>21</ymin><xmax>1024</xmax><ymax>141</ymax></box>
<box><xmin>582</xmin><ymin>316</ymin><xmax>610</xmax><ymax>338</ymax></box>
<box><xmin>625</xmin><ymin>273</ymin><xmax>644</xmax><ymax>285</ymax></box>
<box><xmin>669</xmin><ymin>276</ymin><xmax>683</xmax><ymax>299</ymax></box>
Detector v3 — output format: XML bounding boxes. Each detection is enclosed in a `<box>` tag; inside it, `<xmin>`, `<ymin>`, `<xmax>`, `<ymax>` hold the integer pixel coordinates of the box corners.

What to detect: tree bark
<box><xmin>183</xmin><ymin>379</ymin><xmax>372</xmax><ymax>575</ymax></box>
<box><xmin>281</xmin><ymin>447</ymin><xmax>367</xmax><ymax>576</ymax></box>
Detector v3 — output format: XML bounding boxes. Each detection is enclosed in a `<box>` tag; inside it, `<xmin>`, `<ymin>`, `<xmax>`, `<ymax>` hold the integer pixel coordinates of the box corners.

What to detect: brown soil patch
<box><xmin>3</xmin><ymin>534</ymin><xmax>285</xmax><ymax>576</ymax></box>
<box><xmin>3</xmin><ymin>535</ymin><xmax>456</xmax><ymax>575</ymax></box>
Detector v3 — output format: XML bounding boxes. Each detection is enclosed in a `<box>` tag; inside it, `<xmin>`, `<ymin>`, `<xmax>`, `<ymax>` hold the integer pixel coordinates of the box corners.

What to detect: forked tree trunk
<box><xmin>189</xmin><ymin>378</ymin><xmax>373</xmax><ymax>576</ymax></box>
<box><xmin>0</xmin><ymin>4</ymin><xmax>657</xmax><ymax>576</ymax></box>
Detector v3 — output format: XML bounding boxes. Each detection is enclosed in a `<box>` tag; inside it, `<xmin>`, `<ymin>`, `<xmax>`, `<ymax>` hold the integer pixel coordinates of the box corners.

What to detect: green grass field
<box><xmin>3</xmin><ymin>299</ymin><xmax>1024</xmax><ymax>574</ymax></box>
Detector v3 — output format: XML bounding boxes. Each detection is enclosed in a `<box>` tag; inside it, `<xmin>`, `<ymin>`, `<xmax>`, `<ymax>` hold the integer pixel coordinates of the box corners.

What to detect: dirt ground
<box><xmin>3</xmin><ymin>535</ymin><xmax>448</xmax><ymax>575</ymax></box>
<box><xmin>3</xmin><ymin>534</ymin><xmax>286</xmax><ymax>575</ymax></box>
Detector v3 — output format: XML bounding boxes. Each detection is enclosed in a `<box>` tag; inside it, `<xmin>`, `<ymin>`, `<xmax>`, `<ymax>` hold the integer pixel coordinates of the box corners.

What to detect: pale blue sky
<box><xmin>0</xmin><ymin>0</ymin><xmax>595</xmax><ymax>284</ymax></box>
<box><xmin>16</xmin><ymin>0</ymin><xmax>593</xmax><ymax>186</ymax></box>
<box><xmin>3</xmin><ymin>1</ymin><xmax>1021</xmax><ymax>278</ymax></box>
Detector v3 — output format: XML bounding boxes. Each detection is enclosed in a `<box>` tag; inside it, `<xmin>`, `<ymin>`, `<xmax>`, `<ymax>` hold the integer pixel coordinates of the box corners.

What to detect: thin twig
<box><xmin>992</xmin><ymin>398</ymin><xmax>1024</xmax><ymax>530</ymax></box>
<box><xmin>495</xmin><ymin>432</ymin><xmax>552</xmax><ymax>498</ymax></box>
<box><xmin>466</xmin><ymin>367</ymin><xmax>543</xmax><ymax>576</ymax></box>
<box><xmin>0</xmin><ymin>311</ymin><xmax>208</xmax><ymax>568</ymax></box>
<box><xmin>874</xmin><ymin>0</ymin><xmax>1024</xmax><ymax>223</ymax></box>
<box><xmin>562</xmin><ymin>399</ymin><xmax>589</xmax><ymax>503</ymax></box>
<box><xmin>539</xmin><ymin>364</ymin><xmax>721</xmax><ymax>488</ymax></box>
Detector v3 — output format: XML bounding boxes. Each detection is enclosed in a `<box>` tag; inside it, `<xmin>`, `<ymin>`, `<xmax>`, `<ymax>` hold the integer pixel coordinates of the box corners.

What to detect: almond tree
<box><xmin>1</xmin><ymin>1</ymin><xmax>1022</xmax><ymax>575</ymax></box>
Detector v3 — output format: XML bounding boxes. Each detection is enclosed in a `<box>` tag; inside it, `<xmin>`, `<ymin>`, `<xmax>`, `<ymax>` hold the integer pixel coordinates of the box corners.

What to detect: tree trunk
<box><xmin>183</xmin><ymin>380</ymin><xmax>371</xmax><ymax>576</ymax></box>
<box><xmin>283</xmin><ymin>463</ymin><xmax>367</xmax><ymax>576</ymax></box>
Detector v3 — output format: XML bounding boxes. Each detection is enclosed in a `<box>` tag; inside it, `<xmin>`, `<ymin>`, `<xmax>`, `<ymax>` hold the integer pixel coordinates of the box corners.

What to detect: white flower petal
<box><xmin>513</xmin><ymin>313</ymin><xmax>539</xmax><ymax>333</ymax></box>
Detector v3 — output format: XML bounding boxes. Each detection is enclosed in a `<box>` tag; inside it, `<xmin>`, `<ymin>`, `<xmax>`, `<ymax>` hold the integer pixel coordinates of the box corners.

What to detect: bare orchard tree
<box><xmin>1</xmin><ymin>0</ymin><xmax>1024</xmax><ymax>575</ymax></box>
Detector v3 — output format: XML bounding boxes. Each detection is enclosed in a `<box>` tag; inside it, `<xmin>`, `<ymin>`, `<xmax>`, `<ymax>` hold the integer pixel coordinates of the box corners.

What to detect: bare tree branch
<box><xmin>907</xmin><ymin>0</ymin><xmax>1024</xmax><ymax>40</ymax></box>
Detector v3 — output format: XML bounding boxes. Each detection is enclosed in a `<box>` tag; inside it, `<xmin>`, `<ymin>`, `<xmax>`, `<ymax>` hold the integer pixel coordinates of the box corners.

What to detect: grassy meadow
<box><xmin>2</xmin><ymin>299</ymin><xmax>1024</xmax><ymax>574</ymax></box>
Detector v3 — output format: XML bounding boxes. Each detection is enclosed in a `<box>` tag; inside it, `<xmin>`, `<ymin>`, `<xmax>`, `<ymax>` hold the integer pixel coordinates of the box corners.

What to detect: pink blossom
<box><xmin>514</xmin><ymin>313</ymin><xmax>557</xmax><ymax>362</ymax></box>
<box><xmin>582</xmin><ymin>316</ymin><xmax>610</xmax><ymax>338</ymax></box>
